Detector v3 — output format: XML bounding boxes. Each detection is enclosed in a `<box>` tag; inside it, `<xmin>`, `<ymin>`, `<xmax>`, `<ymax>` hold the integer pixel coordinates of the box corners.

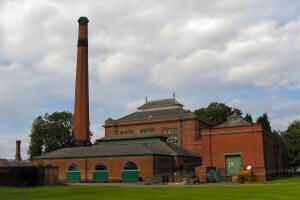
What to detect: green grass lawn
<box><xmin>0</xmin><ymin>177</ymin><xmax>299</xmax><ymax>200</ymax></box>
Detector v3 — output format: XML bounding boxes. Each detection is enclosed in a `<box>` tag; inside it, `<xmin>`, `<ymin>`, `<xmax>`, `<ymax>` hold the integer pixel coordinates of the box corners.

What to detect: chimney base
<box><xmin>73</xmin><ymin>140</ymin><xmax>92</xmax><ymax>147</ymax></box>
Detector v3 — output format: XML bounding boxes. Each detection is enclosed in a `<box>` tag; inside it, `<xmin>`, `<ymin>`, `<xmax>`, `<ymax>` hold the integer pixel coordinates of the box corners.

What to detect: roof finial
<box><xmin>173</xmin><ymin>92</ymin><xmax>175</xmax><ymax>100</ymax></box>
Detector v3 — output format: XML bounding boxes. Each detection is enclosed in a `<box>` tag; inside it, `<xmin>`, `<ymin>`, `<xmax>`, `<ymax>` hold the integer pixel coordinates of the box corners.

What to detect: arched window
<box><xmin>123</xmin><ymin>161</ymin><xmax>138</xmax><ymax>170</ymax></box>
<box><xmin>93</xmin><ymin>163</ymin><xmax>109</xmax><ymax>181</ymax></box>
<box><xmin>94</xmin><ymin>163</ymin><xmax>108</xmax><ymax>171</ymax></box>
<box><xmin>68</xmin><ymin>163</ymin><xmax>80</xmax><ymax>172</ymax></box>
<box><xmin>67</xmin><ymin>163</ymin><xmax>81</xmax><ymax>182</ymax></box>
<box><xmin>122</xmin><ymin>161</ymin><xmax>140</xmax><ymax>182</ymax></box>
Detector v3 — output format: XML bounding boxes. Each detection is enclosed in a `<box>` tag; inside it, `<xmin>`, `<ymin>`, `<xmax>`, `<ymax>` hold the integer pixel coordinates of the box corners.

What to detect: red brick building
<box><xmin>33</xmin><ymin>17</ymin><xmax>285</xmax><ymax>182</ymax></box>
<box><xmin>34</xmin><ymin>97</ymin><xmax>285</xmax><ymax>182</ymax></box>
<box><xmin>102</xmin><ymin>98</ymin><xmax>285</xmax><ymax>181</ymax></box>
<box><xmin>201</xmin><ymin>115</ymin><xmax>285</xmax><ymax>180</ymax></box>
<box><xmin>34</xmin><ymin>135</ymin><xmax>200</xmax><ymax>182</ymax></box>
<box><xmin>104</xmin><ymin>98</ymin><xmax>211</xmax><ymax>153</ymax></box>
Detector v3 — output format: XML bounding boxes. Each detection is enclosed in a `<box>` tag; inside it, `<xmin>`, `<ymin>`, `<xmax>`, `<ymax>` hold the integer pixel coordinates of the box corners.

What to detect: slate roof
<box><xmin>96</xmin><ymin>133</ymin><xmax>167</xmax><ymax>142</ymax></box>
<box><xmin>118</xmin><ymin>108</ymin><xmax>189</xmax><ymax>121</ymax></box>
<box><xmin>137</xmin><ymin>98</ymin><xmax>183</xmax><ymax>110</ymax></box>
<box><xmin>214</xmin><ymin>114</ymin><xmax>252</xmax><ymax>128</ymax></box>
<box><xmin>0</xmin><ymin>159</ymin><xmax>32</xmax><ymax>167</ymax></box>
<box><xmin>34</xmin><ymin>141</ymin><xmax>199</xmax><ymax>160</ymax></box>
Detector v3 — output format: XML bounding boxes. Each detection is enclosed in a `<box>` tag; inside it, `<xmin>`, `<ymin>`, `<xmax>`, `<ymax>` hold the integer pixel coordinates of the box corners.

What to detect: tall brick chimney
<box><xmin>15</xmin><ymin>140</ymin><xmax>21</xmax><ymax>161</ymax></box>
<box><xmin>73</xmin><ymin>16</ymin><xmax>91</xmax><ymax>146</ymax></box>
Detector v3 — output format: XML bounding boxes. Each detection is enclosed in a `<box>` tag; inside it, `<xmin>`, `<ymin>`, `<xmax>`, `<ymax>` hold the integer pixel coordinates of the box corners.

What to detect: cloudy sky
<box><xmin>1</xmin><ymin>0</ymin><xmax>300</xmax><ymax>159</ymax></box>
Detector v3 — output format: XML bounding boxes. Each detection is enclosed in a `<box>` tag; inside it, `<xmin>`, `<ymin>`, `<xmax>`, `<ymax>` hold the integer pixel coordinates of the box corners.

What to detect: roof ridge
<box><xmin>117</xmin><ymin>107</ymin><xmax>187</xmax><ymax>121</ymax></box>
<box><xmin>138</xmin><ymin>98</ymin><xmax>183</xmax><ymax>110</ymax></box>
<box><xmin>96</xmin><ymin>141</ymin><xmax>160</xmax><ymax>146</ymax></box>
<box><xmin>146</xmin><ymin>98</ymin><xmax>176</xmax><ymax>102</ymax></box>
<box><xmin>140</xmin><ymin>107</ymin><xmax>185</xmax><ymax>111</ymax></box>
<box><xmin>214</xmin><ymin>114</ymin><xmax>251</xmax><ymax>128</ymax></box>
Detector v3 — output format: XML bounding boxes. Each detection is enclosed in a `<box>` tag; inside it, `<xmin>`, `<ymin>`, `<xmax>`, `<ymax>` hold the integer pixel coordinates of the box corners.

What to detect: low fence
<box><xmin>144</xmin><ymin>174</ymin><xmax>172</xmax><ymax>185</ymax></box>
<box><xmin>0</xmin><ymin>166</ymin><xmax>58</xmax><ymax>187</ymax></box>
<box><xmin>143</xmin><ymin>171</ymin><xmax>196</xmax><ymax>184</ymax></box>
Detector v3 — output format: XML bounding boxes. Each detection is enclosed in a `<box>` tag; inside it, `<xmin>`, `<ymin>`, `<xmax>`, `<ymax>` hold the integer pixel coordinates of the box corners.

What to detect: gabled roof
<box><xmin>118</xmin><ymin>108</ymin><xmax>189</xmax><ymax>121</ymax></box>
<box><xmin>137</xmin><ymin>98</ymin><xmax>183</xmax><ymax>111</ymax></box>
<box><xmin>105</xmin><ymin>97</ymin><xmax>211</xmax><ymax>125</ymax></box>
<box><xmin>34</xmin><ymin>141</ymin><xmax>199</xmax><ymax>160</ymax></box>
<box><xmin>214</xmin><ymin>114</ymin><xmax>251</xmax><ymax>128</ymax></box>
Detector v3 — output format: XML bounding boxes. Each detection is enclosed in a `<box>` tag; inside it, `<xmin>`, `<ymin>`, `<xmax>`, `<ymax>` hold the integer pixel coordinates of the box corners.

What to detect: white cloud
<box><xmin>1</xmin><ymin>0</ymin><xmax>300</xmax><ymax>158</ymax></box>
<box><xmin>95</xmin><ymin>52</ymin><xmax>145</xmax><ymax>84</ymax></box>
<box><xmin>151</xmin><ymin>18</ymin><xmax>300</xmax><ymax>89</ymax></box>
<box><xmin>224</xmin><ymin>20</ymin><xmax>300</xmax><ymax>87</ymax></box>
<box><xmin>125</xmin><ymin>99</ymin><xmax>145</xmax><ymax>112</ymax></box>
<box><xmin>150</xmin><ymin>50</ymin><xmax>223</xmax><ymax>88</ymax></box>
<box><xmin>228</xmin><ymin>95</ymin><xmax>300</xmax><ymax>130</ymax></box>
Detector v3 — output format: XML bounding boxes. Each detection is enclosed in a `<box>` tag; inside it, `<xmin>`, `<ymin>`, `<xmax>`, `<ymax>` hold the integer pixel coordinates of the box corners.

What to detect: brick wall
<box><xmin>105</xmin><ymin>117</ymin><xmax>209</xmax><ymax>153</ymax></box>
<box><xmin>34</xmin><ymin>156</ymin><xmax>154</xmax><ymax>182</ymax></box>
<box><xmin>202</xmin><ymin>124</ymin><xmax>267</xmax><ymax>180</ymax></box>
<box><xmin>105</xmin><ymin>126</ymin><xmax>117</xmax><ymax>137</ymax></box>
<box><xmin>182</xmin><ymin>119</ymin><xmax>206</xmax><ymax>154</ymax></box>
<box><xmin>0</xmin><ymin>159</ymin><xmax>6</xmax><ymax>167</ymax></box>
<box><xmin>105</xmin><ymin>118</ymin><xmax>180</xmax><ymax>137</ymax></box>
<box><xmin>117</xmin><ymin>120</ymin><xmax>181</xmax><ymax>136</ymax></box>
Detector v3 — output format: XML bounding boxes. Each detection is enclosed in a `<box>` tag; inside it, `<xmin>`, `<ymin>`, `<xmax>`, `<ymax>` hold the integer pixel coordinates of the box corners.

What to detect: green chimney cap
<box><xmin>78</xmin><ymin>16</ymin><xmax>89</xmax><ymax>25</ymax></box>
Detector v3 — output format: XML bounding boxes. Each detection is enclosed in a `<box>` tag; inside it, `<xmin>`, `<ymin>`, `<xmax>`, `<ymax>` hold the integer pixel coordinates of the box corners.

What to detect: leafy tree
<box><xmin>28</xmin><ymin>116</ymin><xmax>45</xmax><ymax>159</ymax></box>
<box><xmin>256</xmin><ymin>113</ymin><xmax>272</xmax><ymax>133</ymax></box>
<box><xmin>244</xmin><ymin>113</ymin><xmax>253</xmax><ymax>123</ymax></box>
<box><xmin>28</xmin><ymin>111</ymin><xmax>73</xmax><ymax>159</ymax></box>
<box><xmin>194</xmin><ymin>102</ymin><xmax>242</xmax><ymax>125</ymax></box>
<box><xmin>282</xmin><ymin>120</ymin><xmax>300</xmax><ymax>173</ymax></box>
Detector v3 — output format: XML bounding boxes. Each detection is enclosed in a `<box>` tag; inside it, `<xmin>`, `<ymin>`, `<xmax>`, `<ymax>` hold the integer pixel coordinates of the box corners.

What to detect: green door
<box><xmin>94</xmin><ymin>171</ymin><xmax>109</xmax><ymax>182</ymax></box>
<box><xmin>94</xmin><ymin>163</ymin><xmax>109</xmax><ymax>182</ymax></box>
<box><xmin>122</xmin><ymin>162</ymin><xmax>140</xmax><ymax>182</ymax></box>
<box><xmin>226</xmin><ymin>155</ymin><xmax>242</xmax><ymax>176</ymax></box>
<box><xmin>122</xmin><ymin>170</ymin><xmax>140</xmax><ymax>182</ymax></box>
<box><xmin>67</xmin><ymin>171</ymin><xmax>81</xmax><ymax>181</ymax></box>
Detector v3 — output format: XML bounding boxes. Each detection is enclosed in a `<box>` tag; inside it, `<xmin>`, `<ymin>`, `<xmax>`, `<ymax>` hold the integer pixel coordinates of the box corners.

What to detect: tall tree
<box><xmin>28</xmin><ymin>116</ymin><xmax>46</xmax><ymax>159</ymax></box>
<box><xmin>256</xmin><ymin>113</ymin><xmax>272</xmax><ymax>133</ymax></box>
<box><xmin>282</xmin><ymin>120</ymin><xmax>300</xmax><ymax>173</ymax></box>
<box><xmin>28</xmin><ymin>111</ymin><xmax>73</xmax><ymax>159</ymax></box>
<box><xmin>194</xmin><ymin>102</ymin><xmax>242</xmax><ymax>125</ymax></box>
<box><xmin>244</xmin><ymin>113</ymin><xmax>253</xmax><ymax>123</ymax></box>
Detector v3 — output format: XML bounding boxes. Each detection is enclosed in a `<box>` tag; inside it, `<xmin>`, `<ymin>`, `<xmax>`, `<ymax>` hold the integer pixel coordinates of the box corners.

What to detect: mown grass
<box><xmin>0</xmin><ymin>177</ymin><xmax>299</xmax><ymax>200</ymax></box>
